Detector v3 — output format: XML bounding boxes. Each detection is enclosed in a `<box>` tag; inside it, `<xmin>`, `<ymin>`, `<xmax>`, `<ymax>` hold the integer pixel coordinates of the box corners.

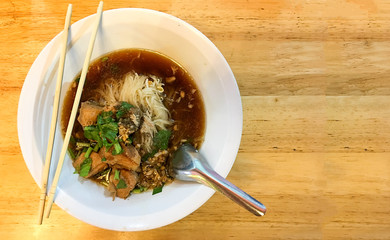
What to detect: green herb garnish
<box><xmin>70</xmin><ymin>136</ymin><xmax>76</xmax><ymax>144</ymax></box>
<box><xmin>154</xmin><ymin>130</ymin><xmax>171</xmax><ymax>150</ymax></box>
<box><xmin>97</xmin><ymin>111</ymin><xmax>119</xmax><ymax>148</ymax></box>
<box><xmin>68</xmin><ymin>148</ymin><xmax>76</xmax><ymax>159</ymax></box>
<box><xmin>84</xmin><ymin>125</ymin><xmax>102</xmax><ymax>147</ymax></box>
<box><xmin>93</xmin><ymin>143</ymin><xmax>99</xmax><ymax>152</ymax></box>
<box><xmin>116</xmin><ymin>101</ymin><xmax>133</xmax><ymax>119</ymax></box>
<box><xmin>141</xmin><ymin>149</ymin><xmax>157</xmax><ymax>162</ymax></box>
<box><xmin>97</xmin><ymin>111</ymin><xmax>114</xmax><ymax>125</ymax></box>
<box><xmin>132</xmin><ymin>186</ymin><xmax>146</xmax><ymax>194</ymax></box>
<box><xmin>101</xmin><ymin>56</ymin><xmax>109</xmax><ymax>62</ymax></box>
<box><xmin>112</xmin><ymin>142</ymin><xmax>123</xmax><ymax>155</ymax></box>
<box><xmin>101</xmin><ymin>157</ymin><xmax>106</xmax><ymax>162</ymax></box>
<box><xmin>116</xmin><ymin>179</ymin><xmax>127</xmax><ymax>189</ymax></box>
<box><xmin>84</xmin><ymin>111</ymin><xmax>122</xmax><ymax>154</ymax></box>
<box><xmin>84</xmin><ymin>147</ymin><xmax>93</xmax><ymax>158</ymax></box>
<box><xmin>79</xmin><ymin>157</ymin><xmax>92</xmax><ymax>177</ymax></box>
<box><xmin>152</xmin><ymin>184</ymin><xmax>164</xmax><ymax>195</ymax></box>
<box><xmin>114</xmin><ymin>169</ymin><xmax>120</xmax><ymax>180</ymax></box>
<box><xmin>142</xmin><ymin>130</ymin><xmax>172</xmax><ymax>161</ymax></box>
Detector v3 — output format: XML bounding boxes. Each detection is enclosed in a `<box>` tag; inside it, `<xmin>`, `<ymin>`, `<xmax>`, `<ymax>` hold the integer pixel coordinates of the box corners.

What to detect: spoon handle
<box><xmin>194</xmin><ymin>165</ymin><xmax>266</xmax><ymax>216</ymax></box>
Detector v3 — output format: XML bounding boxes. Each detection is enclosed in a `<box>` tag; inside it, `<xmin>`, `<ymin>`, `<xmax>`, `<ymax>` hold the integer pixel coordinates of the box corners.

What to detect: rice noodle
<box><xmin>97</xmin><ymin>72</ymin><xmax>172</xmax><ymax>131</ymax></box>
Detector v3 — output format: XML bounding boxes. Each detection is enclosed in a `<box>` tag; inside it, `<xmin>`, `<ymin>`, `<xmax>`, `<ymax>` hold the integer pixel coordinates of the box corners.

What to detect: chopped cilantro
<box><xmin>93</xmin><ymin>144</ymin><xmax>99</xmax><ymax>152</ymax></box>
<box><xmin>112</xmin><ymin>142</ymin><xmax>123</xmax><ymax>155</ymax></box>
<box><xmin>141</xmin><ymin>130</ymin><xmax>172</xmax><ymax>161</ymax></box>
<box><xmin>116</xmin><ymin>110</ymin><xmax>125</xmax><ymax>119</ymax></box>
<box><xmin>101</xmin><ymin>157</ymin><xmax>106</xmax><ymax>162</ymax></box>
<box><xmin>79</xmin><ymin>157</ymin><xmax>92</xmax><ymax>177</ymax></box>
<box><xmin>97</xmin><ymin>111</ymin><xmax>118</xmax><ymax>149</ymax></box>
<box><xmin>101</xmin><ymin>56</ymin><xmax>109</xmax><ymax>62</ymax></box>
<box><xmin>152</xmin><ymin>184</ymin><xmax>164</xmax><ymax>195</ymax></box>
<box><xmin>97</xmin><ymin>111</ymin><xmax>114</xmax><ymax>125</ymax></box>
<box><xmin>154</xmin><ymin>130</ymin><xmax>171</xmax><ymax>150</ymax></box>
<box><xmin>84</xmin><ymin>126</ymin><xmax>102</xmax><ymax>147</ymax></box>
<box><xmin>84</xmin><ymin>111</ymin><xmax>120</xmax><ymax>152</ymax></box>
<box><xmin>100</xmin><ymin>122</ymin><xmax>118</xmax><ymax>144</ymax></box>
<box><xmin>121</xmin><ymin>101</ymin><xmax>133</xmax><ymax>110</ymax></box>
<box><xmin>116</xmin><ymin>101</ymin><xmax>133</xmax><ymax>118</ymax></box>
<box><xmin>116</xmin><ymin>179</ymin><xmax>127</xmax><ymax>189</ymax></box>
<box><xmin>84</xmin><ymin>147</ymin><xmax>93</xmax><ymax>158</ymax></box>
<box><xmin>68</xmin><ymin>148</ymin><xmax>76</xmax><ymax>159</ymax></box>
<box><xmin>114</xmin><ymin>169</ymin><xmax>120</xmax><ymax>180</ymax></box>
<box><xmin>141</xmin><ymin>149</ymin><xmax>157</xmax><ymax>162</ymax></box>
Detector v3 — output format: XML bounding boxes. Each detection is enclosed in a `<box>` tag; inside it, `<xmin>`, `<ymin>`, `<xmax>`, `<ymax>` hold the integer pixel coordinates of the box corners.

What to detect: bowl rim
<box><xmin>18</xmin><ymin>8</ymin><xmax>242</xmax><ymax>231</ymax></box>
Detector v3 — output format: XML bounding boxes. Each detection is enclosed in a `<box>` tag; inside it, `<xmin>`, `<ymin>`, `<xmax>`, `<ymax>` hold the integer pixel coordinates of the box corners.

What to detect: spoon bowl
<box><xmin>171</xmin><ymin>144</ymin><xmax>267</xmax><ymax>216</ymax></box>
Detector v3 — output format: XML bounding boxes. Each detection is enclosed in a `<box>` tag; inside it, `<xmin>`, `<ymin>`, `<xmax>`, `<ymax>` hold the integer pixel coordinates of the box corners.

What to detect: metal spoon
<box><xmin>171</xmin><ymin>144</ymin><xmax>266</xmax><ymax>216</ymax></box>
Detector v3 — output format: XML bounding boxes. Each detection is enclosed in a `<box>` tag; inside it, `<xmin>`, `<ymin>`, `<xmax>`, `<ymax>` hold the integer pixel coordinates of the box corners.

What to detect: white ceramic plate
<box><xmin>18</xmin><ymin>8</ymin><xmax>242</xmax><ymax>231</ymax></box>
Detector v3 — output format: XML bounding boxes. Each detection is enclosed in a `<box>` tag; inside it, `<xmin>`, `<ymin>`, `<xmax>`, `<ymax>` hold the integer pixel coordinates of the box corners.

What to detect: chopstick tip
<box><xmin>67</xmin><ymin>3</ymin><xmax>72</xmax><ymax>13</ymax></box>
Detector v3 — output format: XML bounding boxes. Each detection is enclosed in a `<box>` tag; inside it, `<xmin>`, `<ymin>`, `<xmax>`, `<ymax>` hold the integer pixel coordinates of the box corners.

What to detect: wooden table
<box><xmin>1</xmin><ymin>0</ymin><xmax>390</xmax><ymax>239</ymax></box>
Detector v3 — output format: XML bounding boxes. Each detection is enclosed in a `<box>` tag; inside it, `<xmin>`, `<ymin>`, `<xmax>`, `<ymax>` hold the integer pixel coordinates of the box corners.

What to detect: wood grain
<box><xmin>1</xmin><ymin>0</ymin><xmax>390</xmax><ymax>239</ymax></box>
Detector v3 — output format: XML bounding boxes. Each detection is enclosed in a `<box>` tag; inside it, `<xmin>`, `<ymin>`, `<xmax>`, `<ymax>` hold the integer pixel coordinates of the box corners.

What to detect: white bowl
<box><xmin>18</xmin><ymin>8</ymin><xmax>242</xmax><ymax>231</ymax></box>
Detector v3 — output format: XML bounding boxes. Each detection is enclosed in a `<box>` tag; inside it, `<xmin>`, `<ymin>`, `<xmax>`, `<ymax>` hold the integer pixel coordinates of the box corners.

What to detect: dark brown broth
<box><xmin>62</xmin><ymin>48</ymin><xmax>205</xmax><ymax>150</ymax></box>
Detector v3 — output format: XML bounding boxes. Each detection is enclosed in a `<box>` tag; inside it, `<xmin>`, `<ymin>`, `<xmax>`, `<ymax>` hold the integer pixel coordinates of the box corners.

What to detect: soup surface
<box><xmin>62</xmin><ymin>48</ymin><xmax>205</xmax><ymax>198</ymax></box>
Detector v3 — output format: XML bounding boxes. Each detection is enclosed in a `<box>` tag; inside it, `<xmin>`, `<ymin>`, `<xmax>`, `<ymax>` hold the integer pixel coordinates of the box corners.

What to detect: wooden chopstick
<box><xmin>38</xmin><ymin>3</ymin><xmax>72</xmax><ymax>225</ymax></box>
<box><xmin>44</xmin><ymin>1</ymin><xmax>104</xmax><ymax>219</ymax></box>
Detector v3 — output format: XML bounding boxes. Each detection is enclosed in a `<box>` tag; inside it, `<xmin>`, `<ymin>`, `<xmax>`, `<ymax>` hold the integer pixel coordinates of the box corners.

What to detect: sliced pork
<box><xmin>73</xmin><ymin>152</ymin><xmax>108</xmax><ymax>178</ymax></box>
<box><xmin>99</xmin><ymin>144</ymin><xmax>141</xmax><ymax>171</ymax></box>
<box><xmin>77</xmin><ymin>101</ymin><xmax>104</xmax><ymax>127</ymax></box>
<box><xmin>108</xmin><ymin>168</ymin><xmax>138</xmax><ymax>199</ymax></box>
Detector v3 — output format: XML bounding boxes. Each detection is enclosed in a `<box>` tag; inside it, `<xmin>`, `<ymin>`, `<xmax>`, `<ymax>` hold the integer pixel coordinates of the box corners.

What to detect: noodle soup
<box><xmin>62</xmin><ymin>49</ymin><xmax>205</xmax><ymax>199</ymax></box>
